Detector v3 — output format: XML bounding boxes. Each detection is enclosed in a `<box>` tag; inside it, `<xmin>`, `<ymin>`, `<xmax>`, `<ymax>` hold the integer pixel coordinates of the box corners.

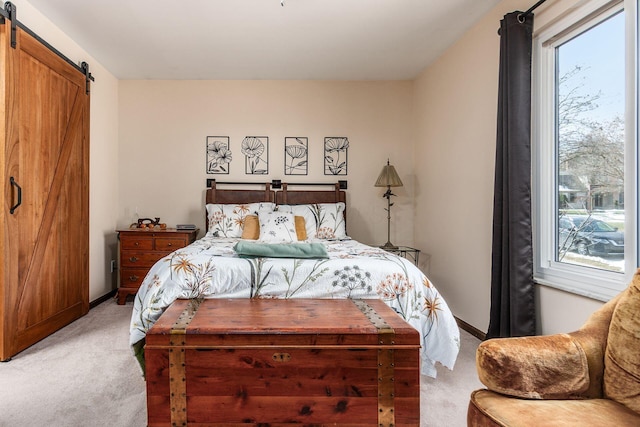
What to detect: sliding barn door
<box><xmin>1</xmin><ymin>19</ymin><xmax>89</xmax><ymax>360</ymax></box>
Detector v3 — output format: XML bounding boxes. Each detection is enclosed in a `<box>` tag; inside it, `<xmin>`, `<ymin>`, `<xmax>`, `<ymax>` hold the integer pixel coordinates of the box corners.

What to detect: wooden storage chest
<box><xmin>145</xmin><ymin>298</ymin><xmax>420</xmax><ymax>426</ymax></box>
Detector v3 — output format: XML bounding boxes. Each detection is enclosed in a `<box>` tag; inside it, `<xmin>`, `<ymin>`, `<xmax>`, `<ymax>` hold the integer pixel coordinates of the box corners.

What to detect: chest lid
<box><xmin>146</xmin><ymin>298</ymin><xmax>419</xmax><ymax>348</ymax></box>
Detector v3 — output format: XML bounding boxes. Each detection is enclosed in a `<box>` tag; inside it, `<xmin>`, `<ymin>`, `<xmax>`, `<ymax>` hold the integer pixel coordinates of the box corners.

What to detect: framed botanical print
<box><xmin>324</xmin><ymin>137</ymin><xmax>349</xmax><ymax>175</ymax></box>
<box><xmin>284</xmin><ymin>137</ymin><xmax>308</xmax><ymax>175</ymax></box>
<box><xmin>242</xmin><ymin>136</ymin><xmax>269</xmax><ymax>175</ymax></box>
<box><xmin>206</xmin><ymin>136</ymin><xmax>232</xmax><ymax>174</ymax></box>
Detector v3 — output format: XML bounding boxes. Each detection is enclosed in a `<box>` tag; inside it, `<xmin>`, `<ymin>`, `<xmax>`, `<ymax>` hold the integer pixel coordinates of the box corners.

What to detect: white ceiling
<box><xmin>26</xmin><ymin>0</ymin><xmax>501</xmax><ymax>80</ymax></box>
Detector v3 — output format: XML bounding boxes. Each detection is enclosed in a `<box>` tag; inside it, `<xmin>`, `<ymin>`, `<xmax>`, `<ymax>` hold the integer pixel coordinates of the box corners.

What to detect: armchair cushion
<box><xmin>604</xmin><ymin>271</ymin><xmax>640</xmax><ymax>412</ymax></box>
<box><xmin>468</xmin><ymin>389</ymin><xmax>640</xmax><ymax>427</ymax></box>
<box><xmin>476</xmin><ymin>333</ymin><xmax>589</xmax><ymax>399</ymax></box>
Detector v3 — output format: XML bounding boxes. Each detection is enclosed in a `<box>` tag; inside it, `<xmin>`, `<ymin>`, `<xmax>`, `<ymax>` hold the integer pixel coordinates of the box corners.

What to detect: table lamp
<box><xmin>374</xmin><ymin>159</ymin><xmax>403</xmax><ymax>249</ymax></box>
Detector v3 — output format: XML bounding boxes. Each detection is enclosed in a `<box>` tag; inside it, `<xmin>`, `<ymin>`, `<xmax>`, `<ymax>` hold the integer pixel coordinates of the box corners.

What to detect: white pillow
<box><xmin>206</xmin><ymin>202</ymin><xmax>275</xmax><ymax>238</ymax></box>
<box><xmin>276</xmin><ymin>204</ymin><xmax>319</xmax><ymax>238</ymax></box>
<box><xmin>277</xmin><ymin>203</ymin><xmax>347</xmax><ymax>239</ymax></box>
<box><xmin>258</xmin><ymin>211</ymin><xmax>298</xmax><ymax>242</ymax></box>
<box><xmin>316</xmin><ymin>202</ymin><xmax>347</xmax><ymax>239</ymax></box>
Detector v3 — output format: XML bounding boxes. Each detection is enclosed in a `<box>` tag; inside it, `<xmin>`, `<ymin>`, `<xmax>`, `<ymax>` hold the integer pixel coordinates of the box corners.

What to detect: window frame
<box><xmin>532</xmin><ymin>0</ymin><xmax>637</xmax><ymax>301</ymax></box>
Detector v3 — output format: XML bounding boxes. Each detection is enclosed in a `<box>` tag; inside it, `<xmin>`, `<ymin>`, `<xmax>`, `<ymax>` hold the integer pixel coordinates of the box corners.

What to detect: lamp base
<box><xmin>380</xmin><ymin>241</ymin><xmax>398</xmax><ymax>250</ymax></box>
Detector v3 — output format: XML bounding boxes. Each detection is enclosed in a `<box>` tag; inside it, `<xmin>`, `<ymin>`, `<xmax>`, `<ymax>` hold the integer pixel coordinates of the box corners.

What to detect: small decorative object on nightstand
<box><xmin>116</xmin><ymin>227</ymin><xmax>198</xmax><ymax>304</ymax></box>
<box><xmin>379</xmin><ymin>245</ymin><xmax>422</xmax><ymax>266</ymax></box>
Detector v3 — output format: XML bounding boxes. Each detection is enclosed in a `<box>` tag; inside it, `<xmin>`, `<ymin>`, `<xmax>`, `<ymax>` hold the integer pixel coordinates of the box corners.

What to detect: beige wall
<box><xmin>17</xmin><ymin>0</ymin><xmax>120</xmax><ymax>302</ymax></box>
<box><xmin>413</xmin><ymin>0</ymin><xmax>607</xmax><ymax>334</ymax></box>
<box><xmin>118</xmin><ymin>80</ymin><xmax>417</xmax><ymax>254</ymax></box>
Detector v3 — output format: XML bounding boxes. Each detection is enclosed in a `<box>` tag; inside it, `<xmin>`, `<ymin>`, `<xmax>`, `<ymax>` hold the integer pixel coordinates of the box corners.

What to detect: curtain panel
<box><xmin>487</xmin><ymin>12</ymin><xmax>536</xmax><ymax>339</ymax></box>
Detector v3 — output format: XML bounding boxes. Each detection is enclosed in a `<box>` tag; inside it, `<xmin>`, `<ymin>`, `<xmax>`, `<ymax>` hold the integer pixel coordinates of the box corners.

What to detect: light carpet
<box><xmin>0</xmin><ymin>299</ymin><xmax>482</xmax><ymax>427</ymax></box>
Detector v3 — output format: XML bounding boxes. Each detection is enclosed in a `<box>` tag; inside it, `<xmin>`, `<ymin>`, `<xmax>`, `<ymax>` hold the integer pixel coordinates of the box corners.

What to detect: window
<box><xmin>533</xmin><ymin>0</ymin><xmax>636</xmax><ymax>301</ymax></box>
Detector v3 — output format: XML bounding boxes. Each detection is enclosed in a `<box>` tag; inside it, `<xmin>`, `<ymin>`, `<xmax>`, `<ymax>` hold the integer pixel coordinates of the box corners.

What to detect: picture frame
<box><xmin>206</xmin><ymin>136</ymin><xmax>232</xmax><ymax>174</ymax></box>
<box><xmin>242</xmin><ymin>136</ymin><xmax>269</xmax><ymax>175</ymax></box>
<box><xmin>324</xmin><ymin>137</ymin><xmax>349</xmax><ymax>175</ymax></box>
<box><xmin>284</xmin><ymin>137</ymin><xmax>308</xmax><ymax>175</ymax></box>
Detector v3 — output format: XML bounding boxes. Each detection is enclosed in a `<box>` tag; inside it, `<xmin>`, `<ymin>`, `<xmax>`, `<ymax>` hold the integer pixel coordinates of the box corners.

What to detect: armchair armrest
<box><xmin>476</xmin><ymin>333</ymin><xmax>589</xmax><ymax>399</ymax></box>
<box><xmin>476</xmin><ymin>289</ymin><xmax>621</xmax><ymax>400</ymax></box>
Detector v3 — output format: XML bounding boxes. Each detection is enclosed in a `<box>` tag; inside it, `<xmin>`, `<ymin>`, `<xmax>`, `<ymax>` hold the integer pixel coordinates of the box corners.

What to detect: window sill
<box><xmin>534</xmin><ymin>273</ymin><xmax>625</xmax><ymax>302</ymax></box>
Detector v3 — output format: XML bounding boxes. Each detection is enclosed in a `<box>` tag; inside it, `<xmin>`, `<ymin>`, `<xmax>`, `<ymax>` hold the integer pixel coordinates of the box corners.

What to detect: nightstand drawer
<box><xmin>156</xmin><ymin>237</ymin><xmax>187</xmax><ymax>251</ymax></box>
<box><xmin>120</xmin><ymin>268</ymin><xmax>148</xmax><ymax>288</ymax></box>
<box><xmin>121</xmin><ymin>237</ymin><xmax>153</xmax><ymax>250</ymax></box>
<box><xmin>121</xmin><ymin>251</ymin><xmax>164</xmax><ymax>267</ymax></box>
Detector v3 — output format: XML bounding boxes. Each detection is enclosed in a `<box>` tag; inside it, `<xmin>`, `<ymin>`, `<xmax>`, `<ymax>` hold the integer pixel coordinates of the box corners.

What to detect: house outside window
<box><xmin>533</xmin><ymin>0</ymin><xmax>636</xmax><ymax>300</ymax></box>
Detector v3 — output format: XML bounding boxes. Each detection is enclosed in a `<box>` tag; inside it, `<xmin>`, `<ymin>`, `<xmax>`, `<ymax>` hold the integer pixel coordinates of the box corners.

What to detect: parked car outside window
<box><xmin>558</xmin><ymin>215</ymin><xmax>624</xmax><ymax>256</ymax></box>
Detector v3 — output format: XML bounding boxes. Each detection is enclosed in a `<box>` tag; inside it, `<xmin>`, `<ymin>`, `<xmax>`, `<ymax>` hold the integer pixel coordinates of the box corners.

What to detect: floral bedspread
<box><xmin>129</xmin><ymin>236</ymin><xmax>460</xmax><ymax>377</ymax></box>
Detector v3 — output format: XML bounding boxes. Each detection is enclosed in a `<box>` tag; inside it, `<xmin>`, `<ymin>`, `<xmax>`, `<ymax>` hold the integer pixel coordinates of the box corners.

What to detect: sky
<box><xmin>558</xmin><ymin>10</ymin><xmax>625</xmax><ymax>123</ymax></box>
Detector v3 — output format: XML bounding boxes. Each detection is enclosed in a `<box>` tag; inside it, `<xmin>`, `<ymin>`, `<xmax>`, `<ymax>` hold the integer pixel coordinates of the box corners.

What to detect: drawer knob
<box><xmin>167</xmin><ymin>243</ymin><xmax>173</xmax><ymax>247</ymax></box>
<box><xmin>128</xmin><ymin>275</ymin><xmax>139</xmax><ymax>282</ymax></box>
<box><xmin>134</xmin><ymin>242</ymin><xmax>139</xmax><ymax>246</ymax></box>
<box><xmin>129</xmin><ymin>256</ymin><xmax>138</xmax><ymax>262</ymax></box>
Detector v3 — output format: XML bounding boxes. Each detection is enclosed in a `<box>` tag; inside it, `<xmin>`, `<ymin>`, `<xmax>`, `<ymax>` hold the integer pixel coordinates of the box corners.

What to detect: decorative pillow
<box><xmin>206</xmin><ymin>202</ymin><xmax>275</xmax><ymax>238</ymax></box>
<box><xmin>276</xmin><ymin>203</ymin><xmax>346</xmax><ymax>239</ymax></box>
<box><xmin>258</xmin><ymin>211</ymin><xmax>298</xmax><ymax>243</ymax></box>
<box><xmin>604</xmin><ymin>270</ymin><xmax>640</xmax><ymax>412</ymax></box>
<box><xmin>242</xmin><ymin>214</ymin><xmax>307</xmax><ymax>241</ymax></box>
<box><xmin>276</xmin><ymin>204</ymin><xmax>319</xmax><ymax>238</ymax></box>
<box><xmin>316</xmin><ymin>202</ymin><xmax>346</xmax><ymax>239</ymax></box>
<box><xmin>294</xmin><ymin>216</ymin><xmax>307</xmax><ymax>240</ymax></box>
<box><xmin>241</xmin><ymin>215</ymin><xmax>261</xmax><ymax>240</ymax></box>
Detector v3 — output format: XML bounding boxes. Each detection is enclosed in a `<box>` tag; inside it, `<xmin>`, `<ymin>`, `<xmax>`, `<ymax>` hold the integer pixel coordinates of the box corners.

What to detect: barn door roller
<box><xmin>4</xmin><ymin>2</ymin><xmax>16</xmax><ymax>48</ymax></box>
<box><xmin>81</xmin><ymin>61</ymin><xmax>92</xmax><ymax>94</ymax></box>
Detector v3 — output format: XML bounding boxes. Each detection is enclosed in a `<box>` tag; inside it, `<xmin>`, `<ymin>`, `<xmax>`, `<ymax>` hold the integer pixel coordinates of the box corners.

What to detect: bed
<box><xmin>129</xmin><ymin>181</ymin><xmax>460</xmax><ymax>377</ymax></box>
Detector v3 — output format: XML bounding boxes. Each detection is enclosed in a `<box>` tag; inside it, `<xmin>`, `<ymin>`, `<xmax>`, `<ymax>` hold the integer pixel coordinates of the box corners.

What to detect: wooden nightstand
<box><xmin>116</xmin><ymin>228</ymin><xmax>198</xmax><ymax>304</ymax></box>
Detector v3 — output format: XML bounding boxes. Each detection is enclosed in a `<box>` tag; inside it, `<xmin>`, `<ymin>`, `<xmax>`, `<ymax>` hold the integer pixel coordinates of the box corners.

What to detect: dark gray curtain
<box><xmin>487</xmin><ymin>12</ymin><xmax>536</xmax><ymax>339</ymax></box>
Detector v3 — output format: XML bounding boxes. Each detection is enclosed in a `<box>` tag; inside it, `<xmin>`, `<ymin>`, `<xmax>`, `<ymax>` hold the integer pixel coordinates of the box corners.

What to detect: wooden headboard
<box><xmin>275</xmin><ymin>183</ymin><xmax>346</xmax><ymax>205</ymax></box>
<box><xmin>206</xmin><ymin>181</ymin><xmax>275</xmax><ymax>205</ymax></box>
<box><xmin>205</xmin><ymin>180</ymin><xmax>346</xmax><ymax>206</ymax></box>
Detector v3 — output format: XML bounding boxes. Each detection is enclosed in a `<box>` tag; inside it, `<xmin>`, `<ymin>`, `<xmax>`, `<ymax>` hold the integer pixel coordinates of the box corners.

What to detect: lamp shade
<box><xmin>374</xmin><ymin>160</ymin><xmax>403</xmax><ymax>187</ymax></box>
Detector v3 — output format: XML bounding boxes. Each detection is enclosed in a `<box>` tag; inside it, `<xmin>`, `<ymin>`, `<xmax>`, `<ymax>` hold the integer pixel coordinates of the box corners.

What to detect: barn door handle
<box><xmin>9</xmin><ymin>177</ymin><xmax>22</xmax><ymax>214</ymax></box>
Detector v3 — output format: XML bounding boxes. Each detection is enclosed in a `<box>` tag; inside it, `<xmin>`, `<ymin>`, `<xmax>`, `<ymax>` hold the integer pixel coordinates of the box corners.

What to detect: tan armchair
<box><xmin>468</xmin><ymin>270</ymin><xmax>640</xmax><ymax>426</ymax></box>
